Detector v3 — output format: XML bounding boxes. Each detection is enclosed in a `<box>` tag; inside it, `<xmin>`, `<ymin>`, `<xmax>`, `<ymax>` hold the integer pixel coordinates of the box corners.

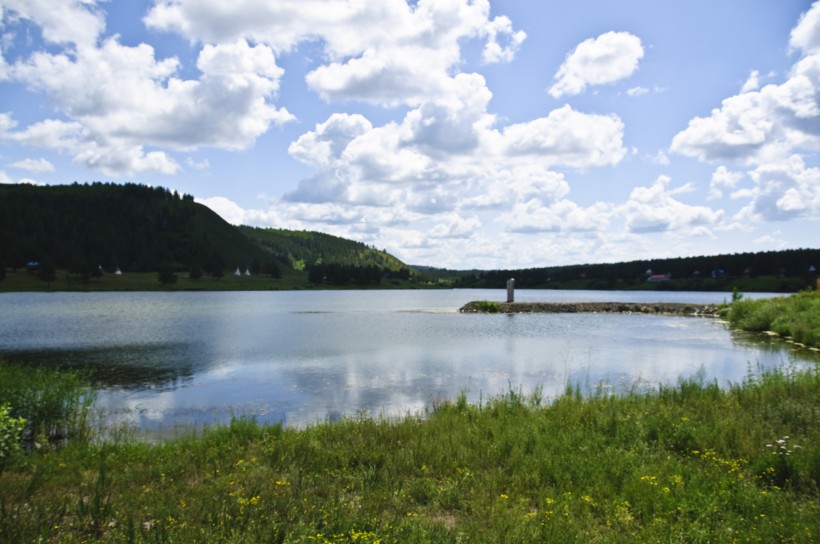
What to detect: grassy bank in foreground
<box><xmin>724</xmin><ymin>290</ymin><xmax>820</xmax><ymax>349</ymax></box>
<box><xmin>1</xmin><ymin>366</ymin><xmax>818</xmax><ymax>543</ymax></box>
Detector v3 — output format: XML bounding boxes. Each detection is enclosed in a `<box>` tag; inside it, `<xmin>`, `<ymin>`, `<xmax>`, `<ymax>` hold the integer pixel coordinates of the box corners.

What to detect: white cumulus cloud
<box><xmin>502</xmin><ymin>105</ymin><xmax>627</xmax><ymax>168</ymax></box>
<box><xmin>549</xmin><ymin>31</ymin><xmax>644</xmax><ymax>98</ymax></box>
<box><xmin>622</xmin><ymin>176</ymin><xmax>724</xmax><ymax>234</ymax></box>
<box><xmin>734</xmin><ymin>154</ymin><xmax>820</xmax><ymax>221</ymax></box>
<box><xmin>671</xmin><ymin>2</ymin><xmax>820</xmax><ymax>166</ymax></box>
<box><xmin>708</xmin><ymin>165</ymin><xmax>744</xmax><ymax>200</ymax></box>
<box><xmin>4</xmin><ymin>35</ymin><xmax>293</xmax><ymax>175</ymax></box>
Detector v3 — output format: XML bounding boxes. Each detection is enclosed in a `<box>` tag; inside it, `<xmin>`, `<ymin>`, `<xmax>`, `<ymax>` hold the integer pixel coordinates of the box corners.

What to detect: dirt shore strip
<box><xmin>459</xmin><ymin>301</ymin><xmax>723</xmax><ymax>317</ymax></box>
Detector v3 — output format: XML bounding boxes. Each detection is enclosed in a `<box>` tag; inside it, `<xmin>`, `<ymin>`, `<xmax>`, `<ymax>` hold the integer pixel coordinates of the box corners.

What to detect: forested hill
<box><xmin>0</xmin><ymin>183</ymin><xmax>411</xmax><ymax>283</ymax></box>
<box><xmin>0</xmin><ymin>182</ymin><xmax>272</xmax><ymax>274</ymax></box>
<box><xmin>238</xmin><ymin>226</ymin><xmax>410</xmax><ymax>273</ymax></box>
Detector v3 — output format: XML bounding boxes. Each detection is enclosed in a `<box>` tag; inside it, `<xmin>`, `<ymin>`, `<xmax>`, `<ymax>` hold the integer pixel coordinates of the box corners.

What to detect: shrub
<box><xmin>472</xmin><ymin>300</ymin><xmax>502</xmax><ymax>313</ymax></box>
<box><xmin>0</xmin><ymin>403</ymin><xmax>25</xmax><ymax>469</ymax></box>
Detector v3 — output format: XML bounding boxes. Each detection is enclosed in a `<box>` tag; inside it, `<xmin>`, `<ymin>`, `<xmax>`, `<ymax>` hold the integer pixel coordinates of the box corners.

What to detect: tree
<box><xmin>157</xmin><ymin>265</ymin><xmax>177</xmax><ymax>285</ymax></box>
<box><xmin>264</xmin><ymin>261</ymin><xmax>282</xmax><ymax>279</ymax></box>
<box><xmin>38</xmin><ymin>260</ymin><xmax>56</xmax><ymax>286</ymax></box>
<box><xmin>0</xmin><ymin>260</ymin><xmax>5</xmax><ymax>282</ymax></box>
<box><xmin>189</xmin><ymin>263</ymin><xmax>203</xmax><ymax>280</ymax></box>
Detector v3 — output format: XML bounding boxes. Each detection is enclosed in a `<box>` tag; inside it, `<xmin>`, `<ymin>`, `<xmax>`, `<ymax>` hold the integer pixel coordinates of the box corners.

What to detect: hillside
<box><xmin>0</xmin><ymin>183</ymin><xmax>418</xmax><ymax>289</ymax></box>
<box><xmin>239</xmin><ymin>226</ymin><xmax>408</xmax><ymax>272</ymax></box>
<box><xmin>0</xmin><ymin>182</ymin><xmax>275</xmax><ymax>275</ymax></box>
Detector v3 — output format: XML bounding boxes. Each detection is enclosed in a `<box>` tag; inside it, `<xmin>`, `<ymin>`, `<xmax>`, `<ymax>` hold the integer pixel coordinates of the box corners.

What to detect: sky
<box><xmin>1</xmin><ymin>0</ymin><xmax>819</xmax><ymax>270</ymax></box>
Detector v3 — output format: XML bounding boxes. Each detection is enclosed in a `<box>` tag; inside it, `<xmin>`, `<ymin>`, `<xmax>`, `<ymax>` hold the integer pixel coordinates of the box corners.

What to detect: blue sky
<box><xmin>1</xmin><ymin>0</ymin><xmax>819</xmax><ymax>269</ymax></box>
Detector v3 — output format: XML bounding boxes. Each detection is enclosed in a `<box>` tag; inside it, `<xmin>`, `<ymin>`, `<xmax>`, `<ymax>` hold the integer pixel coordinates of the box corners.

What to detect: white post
<box><xmin>506</xmin><ymin>278</ymin><xmax>515</xmax><ymax>303</ymax></box>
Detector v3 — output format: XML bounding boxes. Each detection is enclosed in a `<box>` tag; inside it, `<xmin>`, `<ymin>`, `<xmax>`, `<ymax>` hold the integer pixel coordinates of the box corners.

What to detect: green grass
<box><xmin>724</xmin><ymin>290</ymin><xmax>820</xmax><ymax>348</ymax></box>
<box><xmin>471</xmin><ymin>300</ymin><xmax>502</xmax><ymax>313</ymax></box>
<box><xmin>0</xmin><ymin>363</ymin><xmax>96</xmax><ymax>449</ymax></box>
<box><xmin>0</xmin><ymin>366</ymin><xmax>817</xmax><ymax>543</ymax></box>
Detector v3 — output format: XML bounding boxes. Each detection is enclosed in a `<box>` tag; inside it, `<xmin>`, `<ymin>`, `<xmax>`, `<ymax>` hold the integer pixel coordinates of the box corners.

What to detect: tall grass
<box><xmin>724</xmin><ymin>290</ymin><xmax>820</xmax><ymax>348</ymax></box>
<box><xmin>1</xmin><ymin>366</ymin><xmax>817</xmax><ymax>543</ymax></box>
<box><xmin>0</xmin><ymin>361</ymin><xmax>96</xmax><ymax>447</ymax></box>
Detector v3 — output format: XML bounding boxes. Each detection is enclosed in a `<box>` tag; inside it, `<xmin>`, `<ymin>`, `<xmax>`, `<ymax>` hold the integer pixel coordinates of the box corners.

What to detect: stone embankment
<box><xmin>459</xmin><ymin>301</ymin><xmax>722</xmax><ymax>317</ymax></box>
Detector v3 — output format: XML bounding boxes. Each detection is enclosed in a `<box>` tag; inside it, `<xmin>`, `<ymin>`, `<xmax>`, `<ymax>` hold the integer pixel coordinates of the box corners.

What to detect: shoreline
<box><xmin>459</xmin><ymin>300</ymin><xmax>722</xmax><ymax>317</ymax></box>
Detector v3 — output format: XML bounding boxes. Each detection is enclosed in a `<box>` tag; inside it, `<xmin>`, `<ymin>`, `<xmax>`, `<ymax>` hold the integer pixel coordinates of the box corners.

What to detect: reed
<box><xmin>0</xmin><ymin>362</ymin><xmax>96</xmax><ymax>448</ymax></box>
<box><xmin>0</xmin><ymin>366</ymin><xmax>817</xmax><ymax>543</ymax></box>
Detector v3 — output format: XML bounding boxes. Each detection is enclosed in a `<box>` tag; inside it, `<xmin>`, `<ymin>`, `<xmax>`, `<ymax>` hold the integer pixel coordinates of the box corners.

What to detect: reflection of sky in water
<box><xmin>1</xmin><ymin>290</ymin><xmax>816</xmax><ymax>432</ymax></box>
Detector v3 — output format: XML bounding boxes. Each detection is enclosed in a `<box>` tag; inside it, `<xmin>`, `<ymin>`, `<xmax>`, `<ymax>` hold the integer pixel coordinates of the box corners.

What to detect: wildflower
<box><xmin>766</xmin><ymin>435</ymin><xmax>800</xmax><ymax>456</ymax></box>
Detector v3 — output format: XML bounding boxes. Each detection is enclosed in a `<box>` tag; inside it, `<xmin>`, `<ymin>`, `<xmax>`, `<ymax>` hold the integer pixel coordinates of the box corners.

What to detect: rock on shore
<box><xmin>459</xmin><ymin>301</ymin><xmax>722</xmax><ymax>317</ymax></box>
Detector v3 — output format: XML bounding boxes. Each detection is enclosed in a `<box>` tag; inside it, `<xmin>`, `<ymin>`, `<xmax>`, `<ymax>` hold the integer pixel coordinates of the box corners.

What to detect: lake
<box><xmin>0</xmin><ymin>289</ymin><xmax>815</xmax><ymax>432</ymax></box>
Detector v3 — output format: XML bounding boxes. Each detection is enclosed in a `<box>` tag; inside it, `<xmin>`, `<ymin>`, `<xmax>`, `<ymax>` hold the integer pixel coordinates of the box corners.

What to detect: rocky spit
<box><xmin>459</xmin><ymin>301</ymin><xmax>723</xmax><ymax>317</ymax></box>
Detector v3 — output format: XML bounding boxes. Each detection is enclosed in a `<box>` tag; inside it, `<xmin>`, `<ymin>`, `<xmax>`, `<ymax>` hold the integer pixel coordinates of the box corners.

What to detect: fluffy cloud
<box><xmin>283</xmin><ymin>98</ymin><xmax>626</xmax><ymax>216</ymax></box>
<box><xmin>4</xmin><ymin>35</ymin><xmax>292</xmax><ymax>175</ymax></box>
<box><xmin>708</xmin><ymin>165</ymin><xmax>744</xmax><ymax>200</ymax></box>
<box><xmin>501</xmin><ymin>105</ymin><xmax>626</xmax><ymax>168</ymax></box>
<box><xmin>146</xmin><ymin>0</ymin><xmax>525</xmax><ymax>107</ymax></box>
<box><xmin>289</xmin><ymin>114</ymin><xmax>374</xmax><ymax>168</ymax></box>
<box><xmin>9</xmin><ymin>157</ymin><xmax>53</xmax><ymax>173</ymax></box>
<box><xmin>501</xmin><ymin>198</ymin><xmax>612</xmax><ymax>234</ymax></box>
<box><xmin>741</xmin><ymin>70</ymin><xmax>761</xmax><ymax>93</ymax></box>
<box><xmin>790</xmin><ymin>1</ymin><xmax>820</xmax><ymax>53</ymax></box>
<box><xmin>733</xmin><ymin>154</ymin><xmax>820</xmax><ymax>221</ymax></box>
<box><xmin>622</xmin><ymin>176</ymin><xmax>724</xmax><ymax>234</ymax></box>
<box><xmin>671</xmin><ymin>3</ymin><xmax>820</xmax><ymax>166</ymax></box>
<box><xmin>549</xmin><ymin>31</ymin><xmax>644</xmax><ymax>98</ymax></box>
<box><xmin>2</xmin><ymin>0</ymin><xmax>525</xmax><ymax>177</ymax></box>
<box><xmin>1</xmin><ymin>0</ymin><xmax>104</xmax><ymax>48</ymax></box>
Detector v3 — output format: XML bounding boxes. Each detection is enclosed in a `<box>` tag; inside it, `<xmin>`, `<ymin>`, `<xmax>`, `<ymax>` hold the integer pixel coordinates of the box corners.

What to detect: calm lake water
<box><xmin>0</xmin><ymin>289</ymin><xmax>815</xmax><ymax>432</ymax></box>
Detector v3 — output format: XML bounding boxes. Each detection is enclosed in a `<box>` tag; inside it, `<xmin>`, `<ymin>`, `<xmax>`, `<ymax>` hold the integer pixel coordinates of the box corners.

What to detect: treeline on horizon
<box><xmin>456</xmin><ymin>248</ymin><xmax>820</xmax><ymax>292</ymax></box>
<box><xmin>0</xmin><ymin>182</ymin><xmax>414</xmax><ymax>287</ymax></box>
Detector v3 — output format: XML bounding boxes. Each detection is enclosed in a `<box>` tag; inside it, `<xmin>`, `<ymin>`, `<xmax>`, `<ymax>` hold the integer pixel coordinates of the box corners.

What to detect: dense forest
<box><xmin>454</xmin><ymin>249</ymin><xmax>820</xmax><ymax>292</ymax></box>
<box><xmin>0</xmin><ymin>183</ymin><xmax>414</xmax><ymax>287</ymax></box>
<box><xmin>0</xmin><ymin>182</ymin><xmax>274</xmax><ymax>276</ymax></box>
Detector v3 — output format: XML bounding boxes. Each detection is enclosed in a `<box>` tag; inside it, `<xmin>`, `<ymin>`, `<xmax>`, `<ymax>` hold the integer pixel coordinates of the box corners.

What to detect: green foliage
<box><xmin>0</xmin><ymin>363</ymin><xmax>95</xmax><ymax>447</ymax></box>
<box><xmin>472</xmin><ymin>300</ymin><xmax>502</xmax><ymax>313</ymax></box>
<box><xmin>156</xmin><ymin>264</ymin><xmax>178</xmax><ymax>285</ymax></box>
<box><xmin>726</xmin><ymin>290</ymin><xmax>820</xmax><ymax>348</ymax></box>
<box><xmin>1</xmin><ymin>367</ymin><xmax>817</xmax><ymax>542</ymax></box>
<box><xmin>0</xmin><ymin>403</ymin><xmax>25</xmax><ymax>469</ymax></box>
<box><xmin>37</xmin><ymin>259</ymin><xmax>56</xmax><ymax>285</ymax></box>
